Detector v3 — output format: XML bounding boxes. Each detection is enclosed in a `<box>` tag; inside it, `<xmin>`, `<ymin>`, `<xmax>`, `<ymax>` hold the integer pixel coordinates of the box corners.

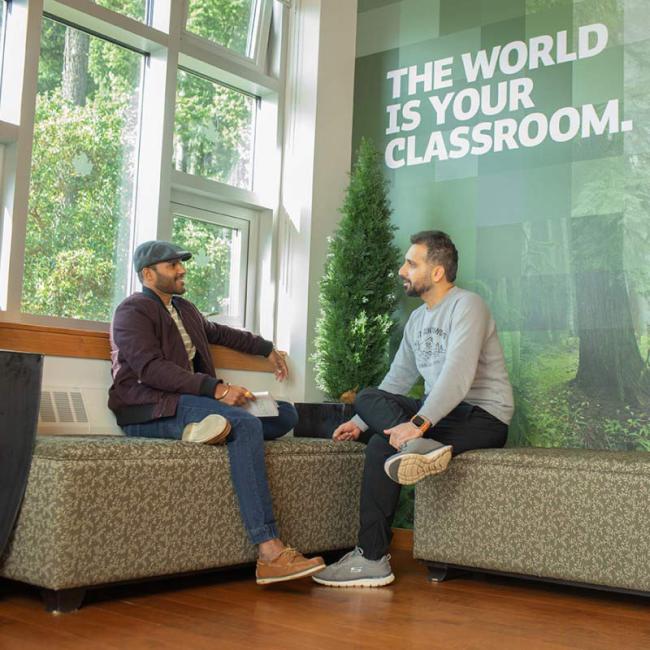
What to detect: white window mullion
<box><xmin>183</xmin><ymin>0</ymin><xmax>273</xmax><ymax>68</ymax></box>
<box><xmin>43</xmin><ymin>0</ymin><xmax>167</xmax><ymax>49</ymax></box>
<box><xmin>171</xmin><ymin>169</ymin><xmax>273</xmax><ymax>210</ymax></box>
<box><xmin>178</xmin><ymin>33</ymin><xmax>280</xmax><ymax>97</ymax></box>
<box><xmin>228</xmin><ymin>227</ymin><xmax>242</xmax><ymax>319</ymax></box>
<box><xmin>0</xmin><ymin>122</ymin><xmax>18</xmax><ymax>142</ymax></box>
<box><xmin>169</xmin><ymin>198</ymin><xmax>252</xmax><ymax>329</ymax></box>
<box><xmin>253</xmin><ymin>1</ymin><xmax>289</xmax><ymax>341</ymax></box>
<box><xmin>251</xmin><ymin>0</ymin><xmax>273</xmax><ymax>70</ymax></box>
<box><xmin>129</xmin><ymin>0</ymin><xmax>183</xmax><ymax>294</ymax></box>
<box><xmin>0</xmin><ymin>0</ymin><xmax>43</xmax><ymax>316</ymax></box>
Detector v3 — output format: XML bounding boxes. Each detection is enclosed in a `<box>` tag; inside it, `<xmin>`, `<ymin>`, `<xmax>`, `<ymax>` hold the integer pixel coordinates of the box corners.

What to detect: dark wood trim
<box><xmin>0</xmin><ymin>322</ymin><xmax>112</xmax><ymax>360</ymax></box>
<box><xmin>0</xmin><ymin>322</ymin><xmax>276</xmax><ymax>373</ymax></box>
<box><xmin>420</xmin><ymin>561</ymin><xmax>650</xmax><ymax>597</ymax></box>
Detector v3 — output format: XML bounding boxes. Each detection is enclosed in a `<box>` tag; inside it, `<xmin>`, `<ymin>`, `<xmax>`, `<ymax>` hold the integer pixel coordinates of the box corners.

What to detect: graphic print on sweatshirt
<box><xmin>413</xmin><ymin>325</ymin><xmax>448</xmax><ymax>371</ymax></box>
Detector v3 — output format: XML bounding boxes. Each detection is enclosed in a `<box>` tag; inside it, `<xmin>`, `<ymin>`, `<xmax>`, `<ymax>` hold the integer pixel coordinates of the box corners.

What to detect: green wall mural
<box><xmin>354</xmin><ymin>0</ymin><xmax>650</xmax><ymax>458</ymax></box>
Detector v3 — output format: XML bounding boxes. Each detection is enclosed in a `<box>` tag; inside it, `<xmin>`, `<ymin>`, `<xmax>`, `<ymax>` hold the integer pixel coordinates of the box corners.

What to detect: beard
<box><xmin>153</xmin><ymin>271</ymin><xmax>186</xmax><ymax>295</ymax></box>
<box><xmin>402</xmin><ymin>278</ymin><xmax>431</xmax><ymax>297</ymax></box>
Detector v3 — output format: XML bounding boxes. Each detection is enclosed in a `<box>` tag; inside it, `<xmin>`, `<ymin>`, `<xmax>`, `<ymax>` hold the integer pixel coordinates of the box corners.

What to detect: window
<box><xmin>171</xmin><ymin>205</ymin><xmax>250</xmax><ymax>327</ymax></box>
<box><xmin>21</xmin><ymin>18</ymin><xmax>144</xmax><ymax>322</ymax></box>
<box><xmin>0</xmin><ymin>0</ymin><xmax>285</xmax><ymax>328</ymax></box>
<box><xmin>174</xmin><ymin>70</ymin><xmax>256</xmax><ymax>190</ymax></box>
<box><xmin>93</xmin><ymin>0</ymin><xmax>148</xmax><ymax>22</ymax></box>
<box><xmin>185</xmin><ymin>0</ymin><xmax>259</xmax><ymax>57</ymax></box>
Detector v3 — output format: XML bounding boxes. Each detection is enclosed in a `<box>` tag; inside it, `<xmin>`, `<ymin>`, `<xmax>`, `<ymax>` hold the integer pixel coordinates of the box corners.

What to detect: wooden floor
<box><xmin>1</xmin><ymin>550</ymin><xmax>648</xmax><ymax>650</ymax></box>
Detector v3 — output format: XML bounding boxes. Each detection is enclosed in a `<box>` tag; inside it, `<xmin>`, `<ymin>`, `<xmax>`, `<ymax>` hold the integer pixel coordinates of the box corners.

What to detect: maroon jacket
<box><xmin>108</xmin><ymin>288</ymin><xmax>273</xmax><ymax>426</ymax></box>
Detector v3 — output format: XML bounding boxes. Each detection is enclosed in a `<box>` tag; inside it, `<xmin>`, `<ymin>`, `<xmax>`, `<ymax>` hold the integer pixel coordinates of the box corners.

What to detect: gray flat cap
<box><xmin>133</xmin><ymin>240</ymin><xmax>192</xmax><ymax>272</ymax></box>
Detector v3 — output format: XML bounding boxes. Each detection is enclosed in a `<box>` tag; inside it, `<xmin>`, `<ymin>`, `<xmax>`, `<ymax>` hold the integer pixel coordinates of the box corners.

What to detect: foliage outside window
<box><xmin>185</xmin><ymin>0</ymin><xmax>258</xmax><ymax>57</ymax></box>
<box><xmin>22</xmin><ymin>18</ymin><xmax>143</xmax><ymax>321</ymax></box>
<box><xmin>172</xmin><ymin>213</ymin><xmax>245</xmax><ymax>322</ymax></box>
<box><xmin>92</xmin><ymin>0</ymin><xmax>148</xmax><ymax>22</ymax></box>
<box><xmin>174</xmin><ymin>70</ymin><xmax>256</xmax><ymax>190</ymax></box>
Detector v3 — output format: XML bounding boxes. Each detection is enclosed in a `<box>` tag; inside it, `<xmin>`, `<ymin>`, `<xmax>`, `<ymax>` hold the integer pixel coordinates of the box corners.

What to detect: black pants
<box><xmin>355</xmin><ymin>387</ymin><xmax>508</xmax><ymax>560</ymax></box>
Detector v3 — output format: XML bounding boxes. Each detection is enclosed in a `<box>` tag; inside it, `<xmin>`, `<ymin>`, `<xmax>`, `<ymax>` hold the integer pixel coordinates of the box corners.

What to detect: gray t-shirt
<box><xmin>352</xmin><ymin>286</ymin><xmax>514</xmax><ymax>431</ymax></box>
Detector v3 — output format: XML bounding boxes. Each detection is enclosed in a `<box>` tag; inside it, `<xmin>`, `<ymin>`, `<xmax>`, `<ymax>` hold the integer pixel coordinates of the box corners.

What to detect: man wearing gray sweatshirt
<box><xmin>313</xmin><ymin>230</ymin><xmax>514</xmax><ymax>588</ymax></box>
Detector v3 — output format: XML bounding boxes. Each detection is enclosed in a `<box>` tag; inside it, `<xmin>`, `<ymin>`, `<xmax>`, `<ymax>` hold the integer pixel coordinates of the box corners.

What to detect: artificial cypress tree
<box><xmin>313</xmin><ymin>137</ymin><xmax>401</xmax><ymax>402</ymax></box>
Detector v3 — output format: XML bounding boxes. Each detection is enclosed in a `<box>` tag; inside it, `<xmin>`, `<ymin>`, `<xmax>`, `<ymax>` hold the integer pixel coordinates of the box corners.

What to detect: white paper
<box><xmin>243</xmin><ymin>391</ymin><xmax>279</xmax><ymax>417</ymax></box>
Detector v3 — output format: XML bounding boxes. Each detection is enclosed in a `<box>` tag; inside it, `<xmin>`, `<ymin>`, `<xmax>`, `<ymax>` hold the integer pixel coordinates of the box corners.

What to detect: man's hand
<box><xmin>267</xmin><ymin>348</ymin><xmax>289</xmax><ymax>381</ymax></box>
<box><xmin>214</xmin><ymin>383</ymin><xmax>256</xmax><ymax>407</ymax></box>
<box><xmin>384</xmin><ymin>421</ymin><xmax>423</xmax><ymax>450</ymax></box>
<box><xmin>332</xmin><ymin>420</ymin><xmax>362</xmax><ymax>442</ymax></box>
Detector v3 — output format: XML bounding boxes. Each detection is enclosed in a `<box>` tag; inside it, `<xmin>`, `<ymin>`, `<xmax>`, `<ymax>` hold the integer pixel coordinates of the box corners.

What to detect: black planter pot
<box><xmin>0</xmin><ymin>351</ymin><xmax>43</xmax><ymax>557</ymax></box>
<box><xmin>293</xmin><ymin>402</ymin><xmax>355</xmax><ymax>439</ymax></box>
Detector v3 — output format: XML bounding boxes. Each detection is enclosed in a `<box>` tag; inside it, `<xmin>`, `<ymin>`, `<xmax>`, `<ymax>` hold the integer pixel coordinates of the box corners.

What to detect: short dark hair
<box><xmin>410</xmin><ymin>230</ymin><xmax>458</xmax><ymax>282</ymax></box>
<box><xmin>137</xmin><ymin>265</ymin><xmax>154</xmax><ymax>284</ymax></box>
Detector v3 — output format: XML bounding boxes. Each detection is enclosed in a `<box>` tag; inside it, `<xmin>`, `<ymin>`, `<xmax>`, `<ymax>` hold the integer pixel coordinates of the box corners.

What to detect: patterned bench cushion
<box><xmin>0</xmin><ymin>436</ymin><xmax>365</xmax><ymax>590</ymax></box>
<box><xmin>414</xmin><ymin>447</ymin><xmax>650</xmax><ymax>592</ymax></box>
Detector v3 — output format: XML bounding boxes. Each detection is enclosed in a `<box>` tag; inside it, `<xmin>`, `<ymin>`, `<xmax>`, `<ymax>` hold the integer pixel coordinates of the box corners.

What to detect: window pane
<box><xmin>22</xmin><ymin>19</ymin><xmax>143</xmax><ymax>321</ymax></box>
<box><xmin>174</xmin><ymin>71</ymin><xmax>256</xmax><ymax>190</ymax></box>
<box><xmin>172</xmin><ymin>214</ymin><xmax>244</xmax><ymax>320</ymax></box>
<box><xmin>185</xmin><ymin>0</ymin><xmax>258</xmax><ymax>57</ymax></box>
<box><xmin>93</xmin><ymin>0</ymin><xmax>147</xmax><ymax>22</ymax></box>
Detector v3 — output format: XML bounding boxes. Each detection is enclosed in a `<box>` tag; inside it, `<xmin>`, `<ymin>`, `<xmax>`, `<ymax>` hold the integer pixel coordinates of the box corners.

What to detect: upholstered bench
<box><xmin>0</xmin><ymin>435</ymin><xmax>364</xmax><ymax>611</ymax></box>
<box><xmin>414</xmin><ymin>447</ymin><xmax>650</xmax><ymax>595</ymax></box>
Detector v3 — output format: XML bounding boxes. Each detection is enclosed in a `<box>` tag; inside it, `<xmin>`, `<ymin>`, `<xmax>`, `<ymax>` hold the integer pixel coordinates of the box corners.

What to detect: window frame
<box><xmin>90</xmin><ymin>0</ymin><xmax>151</xmax><ymax>25</ymax></box>
<box><xmin>0</xmin><ymin>0</ymin><xmax>286</xmax><ymax>333</ymax></box>
<box><xmin>182</xmin><ymin>0</ymin><xmax>273</xmax><ymax>68</ymax></box>
<box><xmin>173</xmin><ymin>67</ymin><xmax>260</xmax><ymax>191</ymax></box>
<box><xmin>19</xmin><ymin>13</ymin><xmax>148</xmax><ymax>325</ymax></box>
<box><xmin>169</xmin><ymin>196</ymin><xmax>255</xmax><ymax>329</ymax></box>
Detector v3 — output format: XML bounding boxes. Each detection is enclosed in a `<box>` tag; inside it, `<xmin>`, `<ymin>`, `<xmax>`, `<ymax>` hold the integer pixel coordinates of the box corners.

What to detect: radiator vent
<box><xmin>42</xmin><ymin>390</ymin><xmax>89</xmax><ymax>424</ymax></box>
<box><xmin>38</xmin><ymin>386</ymin><xmax>122</xmax><ymax>436</ymax></box>
<box><xmin>39</xmin><ymin>391</ymin><xmax>57</xmax><ymax>423</ymax></box>
<box><xmin>70</xmin><ymin>391</ymin><xmax>88</xmax><ymax>422</ymax></box>
<box><xmin>53</xmin><ymin>391</ymin><xmax>75</xmax><ymax>422</ymax></box>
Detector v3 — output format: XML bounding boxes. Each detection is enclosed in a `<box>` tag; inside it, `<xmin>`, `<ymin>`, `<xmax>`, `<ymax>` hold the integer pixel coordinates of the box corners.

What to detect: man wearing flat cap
<box><xmin>108</xmin><ymin>240</ymin><xmax>325</xmax><ymax>585</ymax></box>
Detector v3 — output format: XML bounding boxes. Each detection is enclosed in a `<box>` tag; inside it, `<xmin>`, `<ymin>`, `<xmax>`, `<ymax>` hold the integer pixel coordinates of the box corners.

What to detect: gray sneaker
<box><xmin>312</xmin><ymin>547</ymin><xmax>394</xmax><ymax>588</ymax></box>
<box><xmin>384</xmin><ymin>438</ymin><xmax>453</xmax><ymax>485</ymax></box>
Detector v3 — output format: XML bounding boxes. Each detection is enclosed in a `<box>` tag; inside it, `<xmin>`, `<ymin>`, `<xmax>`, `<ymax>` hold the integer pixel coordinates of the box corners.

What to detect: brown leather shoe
<box><xmin>256</xmin><ymin>547</ymin><xmax>325</xmax><ymax>585</ymax></box>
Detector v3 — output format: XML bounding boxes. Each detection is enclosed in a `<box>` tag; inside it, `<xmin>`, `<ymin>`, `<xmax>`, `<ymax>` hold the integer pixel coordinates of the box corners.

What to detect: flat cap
<box><xmin>133</xmin><ymin>240</ymin><xmax>192</xmax><ymax>272</ymax></box>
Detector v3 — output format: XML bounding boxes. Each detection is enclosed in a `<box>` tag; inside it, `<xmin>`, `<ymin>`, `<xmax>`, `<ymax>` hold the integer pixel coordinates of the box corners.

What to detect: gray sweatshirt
<box><xmin>352</xmin><ymin>286</ymin><xmax>514</xmax><ymax>431</ymax></box>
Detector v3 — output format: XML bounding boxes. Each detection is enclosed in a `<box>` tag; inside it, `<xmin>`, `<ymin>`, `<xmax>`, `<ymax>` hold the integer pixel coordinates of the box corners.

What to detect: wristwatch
<box><xmin>410</xmin><ymin>414</ymin><xmax>431</xmax><ymax>433</ymax></box>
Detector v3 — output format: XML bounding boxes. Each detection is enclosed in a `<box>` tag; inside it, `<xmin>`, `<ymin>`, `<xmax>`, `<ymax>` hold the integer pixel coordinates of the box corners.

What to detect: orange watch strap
<box><xmin>410</xmin><ymin>414</ymin><xmax>431</xmax><ymax>433</ymax></box>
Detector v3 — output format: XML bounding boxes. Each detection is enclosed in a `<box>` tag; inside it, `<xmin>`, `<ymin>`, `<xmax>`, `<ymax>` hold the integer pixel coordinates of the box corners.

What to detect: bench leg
<box><xmin>425</xmin><ymin>563</ymin><xmax>468</xmax><ymax>583</ymax></box>
<box><xmin>427</xmin><ymin>563</ymin><xmax>450</xmax><ymax>582</ymax></box>
<box><xmin>41</xmin><ymin>587</ymin><xmax>86</xmax><ymax>613</ymax></box>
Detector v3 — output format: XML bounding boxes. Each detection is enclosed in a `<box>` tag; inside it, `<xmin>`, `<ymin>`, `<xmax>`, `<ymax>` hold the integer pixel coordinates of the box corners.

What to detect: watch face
<box><xmin>412</xmin><ymin>415</ymin><xmax>426</xmax><ymax>427</ymax></box>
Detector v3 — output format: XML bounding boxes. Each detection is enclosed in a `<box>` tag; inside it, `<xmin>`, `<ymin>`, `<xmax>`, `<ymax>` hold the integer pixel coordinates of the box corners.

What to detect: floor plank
<box><xmin>1</xmin><ymin>551</ymin><xmax>648</xmax><ymax>649</ymax></box>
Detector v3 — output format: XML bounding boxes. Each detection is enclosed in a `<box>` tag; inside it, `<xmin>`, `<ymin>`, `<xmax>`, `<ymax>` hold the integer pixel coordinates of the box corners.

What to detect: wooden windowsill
<box><xmin>0</xmin><ymin>322</ymin><xmax>276</xmax><ymax>373</ymax></box>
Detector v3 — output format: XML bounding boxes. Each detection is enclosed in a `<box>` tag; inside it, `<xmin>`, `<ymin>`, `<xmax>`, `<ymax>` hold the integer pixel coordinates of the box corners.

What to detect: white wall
<box><xmin>275</xmin><ymin>0</ymin><xmax>358</xmax><ymax>403</ymax></box>
<box><xmin>39</xmin><ymin>355</ymin><xmax>287</xmax><ymax>436</ymax></box>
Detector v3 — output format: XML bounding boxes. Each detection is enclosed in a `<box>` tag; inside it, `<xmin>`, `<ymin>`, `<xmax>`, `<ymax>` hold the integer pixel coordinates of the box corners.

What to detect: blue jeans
<box><xmin>122</xmin><ymin>395</ymin><xmax>299</xmax><ymax>545</ymax></box>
